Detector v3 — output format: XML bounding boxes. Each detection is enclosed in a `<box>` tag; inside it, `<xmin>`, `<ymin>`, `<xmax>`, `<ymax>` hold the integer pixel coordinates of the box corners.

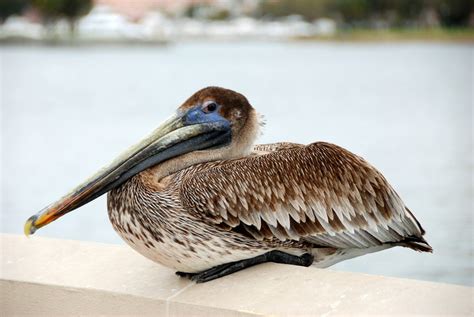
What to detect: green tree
<box><xmin>257</xmin><ymin>0</ymin><xmax>474</xmax><ymax>27</ymax></box>
<box><xmin>329</xmin><ymin>0</ymin><xmax>371</xmax><ymax>24</ymax></box>
<box><xmin>32</xmin><ymin>0</ymin><xmax>92</xmax><ymax>35</ymax></box>
<box><xmin>435</xmin><ymin>0</ymin><xmax>473</xmax><ymax>26</ymax></box>
<box><xmin>366</xmin><ymin>0</ymin><xmax>425</xmax><ymax>26</ymax></box>
<box><xmin>0</xmin><ymin>0</ymin><xmax>28</xmax><ymax>23</ymax></box>
<box><xmin>259</xmin><ymin>0</ymin><xmax>330</xmax><ymax>21</ymax></box>
<box><xmin>61</xmin><ymin>0</ymin><xmax>92</xmax><ymax>33</ymax></box>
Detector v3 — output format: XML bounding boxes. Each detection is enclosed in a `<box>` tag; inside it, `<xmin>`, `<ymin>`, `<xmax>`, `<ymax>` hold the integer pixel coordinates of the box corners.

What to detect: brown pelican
<box><xmin>25</xmin><ymin>87</ymin><xmax>432</xmax><ymax>283</ymax></box>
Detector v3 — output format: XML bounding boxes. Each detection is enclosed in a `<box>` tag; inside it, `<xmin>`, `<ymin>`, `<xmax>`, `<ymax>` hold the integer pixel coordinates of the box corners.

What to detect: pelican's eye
<box><xmin>202</xmin><ymin>102</ymin><xmax>218</xmax><ymax>113</ymax></box>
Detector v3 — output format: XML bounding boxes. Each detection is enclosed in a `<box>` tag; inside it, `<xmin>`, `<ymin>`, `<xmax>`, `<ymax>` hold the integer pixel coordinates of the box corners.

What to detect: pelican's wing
<box><xmin>180</xmin><ymin>142</ymin><xmax>431</xmax><ymax>251</ymax></box>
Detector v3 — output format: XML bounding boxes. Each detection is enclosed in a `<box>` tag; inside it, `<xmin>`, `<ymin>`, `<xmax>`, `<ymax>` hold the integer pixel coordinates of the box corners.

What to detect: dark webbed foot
<box><xmin>267</xmin><ymin>250</ymin><xmax>314</xmax><ymax>267</ymax></box>
<box><xmin>175</xmin><ymin>251</ymin><xmax>314</xmax><ymax>283</ymax></box>
<box><xmin>175</xmin><ymin>271</ymin><xmax>196</xmax><ymax>279</ymax></box>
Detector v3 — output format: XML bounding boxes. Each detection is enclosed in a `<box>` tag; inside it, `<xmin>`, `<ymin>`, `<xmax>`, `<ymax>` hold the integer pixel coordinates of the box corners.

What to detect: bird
<box><xmin>24</xmin><ymin>86</ymin><xmax>432</xmax><ymax>283</ymax></box>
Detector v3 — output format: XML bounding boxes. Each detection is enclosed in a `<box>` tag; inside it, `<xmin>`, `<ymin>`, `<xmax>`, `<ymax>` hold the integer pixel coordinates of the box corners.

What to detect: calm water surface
<box><xmin>1</xmin><ymin>41</ymin><xmax>472</xmax><ymax>286</ymax></box>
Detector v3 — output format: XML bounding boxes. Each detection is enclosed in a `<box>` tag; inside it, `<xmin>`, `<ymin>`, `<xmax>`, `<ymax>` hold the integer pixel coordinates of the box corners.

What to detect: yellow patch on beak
<box><xmin>24</xmin><ymin>218</ymin><xmax>34</xmax><ymax>237</ymax></box>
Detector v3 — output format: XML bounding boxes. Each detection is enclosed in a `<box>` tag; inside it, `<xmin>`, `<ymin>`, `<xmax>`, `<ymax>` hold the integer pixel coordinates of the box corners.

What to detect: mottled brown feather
<box><xmin>180</xmin><ymin>142</ymin><xmax>431</xmax><ymax>250</ymax></box>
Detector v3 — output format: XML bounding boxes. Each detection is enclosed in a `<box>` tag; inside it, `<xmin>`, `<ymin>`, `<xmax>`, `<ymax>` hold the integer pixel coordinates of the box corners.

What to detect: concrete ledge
<box><xmin>1</xmin><ymin>233</ymin><xmax>472</xmax><ymax>316</ymax></box>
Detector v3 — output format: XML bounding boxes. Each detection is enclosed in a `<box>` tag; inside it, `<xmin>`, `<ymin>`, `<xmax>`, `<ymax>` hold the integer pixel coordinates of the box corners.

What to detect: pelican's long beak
<box><xmin>24</xmin><ymin>108</ymin><xmax>231</xmax><ymax>236</ymax></box>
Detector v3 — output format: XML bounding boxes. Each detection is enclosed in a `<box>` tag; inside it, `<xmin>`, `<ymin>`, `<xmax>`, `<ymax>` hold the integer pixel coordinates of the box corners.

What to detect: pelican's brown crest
<box><xmin>25</xmin><ymin>86</ymin><xmax>432</xmax><ymax>283</ymax></box>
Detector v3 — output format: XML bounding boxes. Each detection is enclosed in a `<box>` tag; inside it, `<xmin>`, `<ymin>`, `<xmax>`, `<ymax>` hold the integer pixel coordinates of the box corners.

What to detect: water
<box><xmin>1</xmin><ymin>41</ymin><xmax>472</xmax><ymax>286</ymax></box>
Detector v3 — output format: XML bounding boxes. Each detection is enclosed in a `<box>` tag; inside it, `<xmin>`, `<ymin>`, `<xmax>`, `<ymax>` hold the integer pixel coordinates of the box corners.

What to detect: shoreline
<box><xmin>294</xmin><ymin>28</ymin><xmax>474</xmax><ymax>43</ymax></box>
<box><xmin>1</xmin><ymin>28</ymin><xmax>473</xmax><ymax>46</ymax></box>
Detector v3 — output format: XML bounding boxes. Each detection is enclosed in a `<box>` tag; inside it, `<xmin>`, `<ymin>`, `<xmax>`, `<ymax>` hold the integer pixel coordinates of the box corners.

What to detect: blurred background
<box><xmin>0</xmin><ymin>0</ymin><xmax>473</xmax><ymax>41</ymax></box>
<box><xmin>1</xmin><ymin>0</ymin><xmax>472</xmax><ymax>287</ymax></box>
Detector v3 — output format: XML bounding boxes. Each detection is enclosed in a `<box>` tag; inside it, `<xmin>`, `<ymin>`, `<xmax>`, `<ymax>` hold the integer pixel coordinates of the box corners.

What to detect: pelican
<box><xmin>25</xmin><ymin>87</ymin><xmax>432</xmax><ymax>283</ymax></box>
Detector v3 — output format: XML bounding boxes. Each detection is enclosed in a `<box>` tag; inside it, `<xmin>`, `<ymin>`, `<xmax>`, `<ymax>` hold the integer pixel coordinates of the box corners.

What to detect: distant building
<box><xmin>94</xmin><ymin>0</ymin><xmax>261</xmax><ymax>21</ymax></box>
<box><xmin>95</xmin><ymin>0</ymin><xmax>217</xmax><ymax>20</ymax></box>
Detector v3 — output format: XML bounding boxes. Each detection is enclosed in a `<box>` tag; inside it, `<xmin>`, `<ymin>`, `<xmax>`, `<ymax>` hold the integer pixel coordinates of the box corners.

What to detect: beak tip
<box><xmin>24</xmin><ymin>216</ymin><xmax>37</xmax><ymax>237</ymax></box>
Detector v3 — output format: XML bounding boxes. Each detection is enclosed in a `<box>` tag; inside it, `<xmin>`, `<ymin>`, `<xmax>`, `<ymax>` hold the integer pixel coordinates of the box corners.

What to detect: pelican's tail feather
<box><xmin>396</xmin><ymin>236</ymin><xmax>433</xmax><ymax>253</ymax></box>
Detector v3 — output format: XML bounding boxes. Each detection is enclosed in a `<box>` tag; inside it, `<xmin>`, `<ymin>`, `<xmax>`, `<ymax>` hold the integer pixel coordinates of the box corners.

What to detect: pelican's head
<box><xmin>25</xmin><ymin>87</ymin><xmax>260</xmax><ymax>236</ymax></box>
<box><xmin>178</xmin><ymin>86</ymin><xmax>260</xmax><ymax>159</ymax></box>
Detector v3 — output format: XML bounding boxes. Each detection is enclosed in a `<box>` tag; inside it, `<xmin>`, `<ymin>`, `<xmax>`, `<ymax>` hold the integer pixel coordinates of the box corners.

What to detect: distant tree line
<box><xmin>0</xmin><ymin>0</ymin><xmax>92</xmax><ymax>34</ymax></box>
<box><xmin>1</xmin><ymin>0</ymin><xmax>472</xmax><ymax>29</ymax></box>
<box><xmin>258</xmin><ymin>0</ymin><xmax>473</xmax><ymax>27</ymax></box>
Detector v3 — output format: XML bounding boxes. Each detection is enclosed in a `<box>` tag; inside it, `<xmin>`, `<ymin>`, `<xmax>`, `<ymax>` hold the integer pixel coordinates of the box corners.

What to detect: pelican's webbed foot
<box><xmin>175</xmin><ymin>271</ymin><xmax>196</xmax><ymax>279</ymax></box>
<box><xmin>176</xmin><ymin>251</ymin><xmax>314</xmax><ymax>283</ymax></box>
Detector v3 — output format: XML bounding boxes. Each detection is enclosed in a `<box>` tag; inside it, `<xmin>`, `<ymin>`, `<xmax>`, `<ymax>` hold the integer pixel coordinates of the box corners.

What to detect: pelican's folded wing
<box><xmin>180</xmin><ymin>142</ymin><xmax>431</xmax><ymax>251</ymax></box>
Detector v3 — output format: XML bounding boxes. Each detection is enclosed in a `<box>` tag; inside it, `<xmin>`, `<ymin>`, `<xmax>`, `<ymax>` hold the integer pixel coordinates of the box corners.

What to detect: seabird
<box><xmin>25</xmin><ymin>87</ymin><xmax>432</xmax><ymax>283</ymax></box>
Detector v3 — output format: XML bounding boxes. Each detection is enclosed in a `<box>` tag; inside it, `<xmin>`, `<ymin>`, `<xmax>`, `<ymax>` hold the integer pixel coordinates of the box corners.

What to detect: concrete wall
<box><xmin>1</xmin><ymin>233</ymin><xmax>472</xmax><ymax>316</ymax></box>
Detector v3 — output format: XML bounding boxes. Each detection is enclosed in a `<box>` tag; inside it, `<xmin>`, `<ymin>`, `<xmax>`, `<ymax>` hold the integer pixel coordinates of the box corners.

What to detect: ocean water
<box><xmin>1</xmin><ymin>41</ymin><xmax>472</xmax><ymax>286</ymax></box>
